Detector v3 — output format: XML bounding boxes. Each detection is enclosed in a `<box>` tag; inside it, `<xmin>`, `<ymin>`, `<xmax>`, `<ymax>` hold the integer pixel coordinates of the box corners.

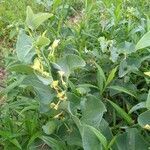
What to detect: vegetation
<box><xmin>0</xmin><ymin>0</ymin><xmax>150</xmax><ymax>149</ymax></box>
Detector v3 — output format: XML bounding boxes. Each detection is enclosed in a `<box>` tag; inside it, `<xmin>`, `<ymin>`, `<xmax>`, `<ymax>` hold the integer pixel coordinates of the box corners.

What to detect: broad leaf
<box><xmin>136</xmin><ymin>31</ymin><xmax>150</xmax><ymax>50</ymax></box>
<box><xmin>119</xmin><ymin>58</ymin><xmax>141</xmax><ymax>78</ymax></box>
<box><xmin>57</xmin><ymin>54</ymin><xmax>86</xmax><ymax>77</ymax></box>
<box><xmin>8</xmin><ymin>64</ymin><xmax>34</xmax><ymax>74</ymax></box>
<box><xmin>42</xmin><ymin>121</ymin><xmax>56</xmax><ymax>135</ymax></box>
<box><xmin>116</xmin><ymin>128</ymin><xmax>149</xmax><ymax>150</ymax></box>
<box><xmin>36</xmin><ymin>35</ymin><xmax>50</xmax><ymax>47</ymax></box>
<box><xmin>87</xmin><ymin>125</ymin><xmax>108</xmax><ymax>149</ymax></box>
<box><xmin>82</xmin><ymin>126</ymin><xmax>103</xmax><ymax>150</ymax></box>
<box><xmin>117</xmin><ymin>41</ymin><xmax>136</xmax><ymax>54</ymax></box>
<box><xmin>138</xmin><ymin>110</ymin><xmax>150</xmax><ymax>130</ymax></box>
<box><xmin>22</xmin><ymin>75</ymin><xmax>54</xmax><ymax>105</ymax></box>
<box><xmin>81</xmin><ymin>95</ymin><xmax>106</xmax><ymax>127</ymax></box>
<box><xmin>26</xmin><ymin>6</ymin><xmax>53</xmax><ymax>30</ymax></box>
<box><xmin>146</xmin><ymin>90</ymin><xmax>150</xmax><ymax>110</ymax></box>
<box><xmin>16</xmin><ymin>30</ymin><xmax>35</xmax><ymax>63</ymax></box>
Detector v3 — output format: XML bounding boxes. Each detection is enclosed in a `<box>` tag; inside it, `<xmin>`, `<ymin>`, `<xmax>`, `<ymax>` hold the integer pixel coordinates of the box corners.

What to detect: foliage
<box><xmin>0</xmin><ymin>0</ymin><xmax>150</xmax><ymax>149</ymax></box>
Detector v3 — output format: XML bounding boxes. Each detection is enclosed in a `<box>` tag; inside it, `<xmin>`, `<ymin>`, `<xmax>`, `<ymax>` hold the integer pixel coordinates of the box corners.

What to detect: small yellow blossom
<box><xmin>32</xmin><ymin>58</ymin><xmax>50</xmax><ymax>77</ymax></box>
<box><xmin>144</xmin><ymin>71</ymin><xmax>150</xmax><ymax>77</ymax></box>
<box><xmin>54</xmin><ymin>112</ymin><xmax>63</xmax><ymax>119</ymax></box>
<box><xmin>52</xmin><ymin>39</ymin><xmax>60</xmax><ymax>49</ymax></box>
<box><xmin>58</xmin><ymin>70</ymin><xmax>65</xmax><ymax>76</ymax></box>
<box><xmin>57</xmin><ymin>91</ymin><xmax>67</xmax><ymax>101</ymax></box>
<box><xmin>50</xmin><ymin>102</ymin><xmax>60</xmax><ymax>110</ymax></box>
<box><xmin>42</xmin><ymin>71</ymin><xmax>50</xmax><ymax>77</ymax></box>
<box><xmin>58</xmin><ymin>71</ymin><xmax>67</xmax><ymax>87</ymax></box>
<box><xmin>144</xmin><ymin>124</ymin><xmax>150</xmax><ymax>130</ymax></box>
<box><xmin>51</xmin><ymin>80</ymin><xmax>59</xmax><ymax>89</ymax></box>
<box><xmin>50</xmin><ymin>102</ymin><xmax>56</xmax><ymax>109</ymax></box>
<box><xmin>54</xmin><ymin>104</ymin><xmax>59</xmax><ymax>110</ymax></box>
<box><xmin>32</xmin><ymin>58</ymin><xmax>42</xmax><ymax>71</ymax></box>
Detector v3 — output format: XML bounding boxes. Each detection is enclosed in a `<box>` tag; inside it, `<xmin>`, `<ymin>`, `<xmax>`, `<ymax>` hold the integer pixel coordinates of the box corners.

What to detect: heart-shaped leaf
<box><xmin>138</xmin><ymin>110</ymin><xmax>150</xmax><ymax>130</ymax></box>
<box><xmin>57</xmin><ymin>54</ymin><xmax>86</xmax><ymax>77</ymax></box>
<box><xmin>81</xmin><ymin>95</ymin><xmax>106</xmax><ymax>127</ymax></box>
<box><xmin>16</xmin><ymin>30</ymin><xmax>35</xmax><ymax>63</ymax></box>
<box><xmin>136</xmin><ymin>31</ymin><xmax>150</xmax><ymax>50</ymax></box>
<box><xmin>26</xmin><ymin>6</ymin><xmax>53</xmax><ymax>30</ymax></box>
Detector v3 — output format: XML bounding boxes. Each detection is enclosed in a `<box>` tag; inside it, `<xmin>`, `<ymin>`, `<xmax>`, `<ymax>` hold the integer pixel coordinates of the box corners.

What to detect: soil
<box><xmin>0</xmin><ymin>67</ymin><xmax>5</xmax><ymax>89</ymax></box>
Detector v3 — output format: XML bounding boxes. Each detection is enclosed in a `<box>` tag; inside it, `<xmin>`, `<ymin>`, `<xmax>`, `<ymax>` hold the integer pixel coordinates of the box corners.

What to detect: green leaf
<box><xmin>99</xmin><ymin>119</ymin><xmax>114</xmax><ymax>144</ymax></box>
<box><xmin>98</xmin><ymin>37</ymin><xmax>108</xmax><ymax>53</ymax></box>
<box><xmin>107</xmin><ymin>135</ymin><xmax>117</xmax><ymax>149</ymax></box>
<box><xmin>117</xmin><ymin>41</ymin><xmax>136</xmax><ymax>54</ymax></box>
<box><xmin>138</xmin><ymin>110</ymin><xmax>150</xmax><ymax>130</ymax></box>
<box><xmin>110</xmin><ymin>47</ymin><xmax>119</xmax><ymax>62</ymax></box>
<box><xmin>0</xmin><ymin>131</ymin><xmax>22</xmax><ymax>149</ymax></box>
<box><xmin>136</xmin><ymin>31</ymin><xmax>150</xmax><ymax>50</ymax></box>
<box><xmin>36</xmin><ymin>35</ymin><xmax>50</xmax><ymax>47</ymax></box>
<box><xmin>95</xmin><ymin>62</ymin><xmax>106</xmax><ymax>94</ymax></box>
<box><xmin>27</xmin><ymin>132</ymin><xmax>41</xmax><ymax>148</ymax></box>
<box><xmin>129</xmin><ymin>102</ymin><xmax>146</xmax><ymax>114</ymax></box>
<box><xmin>42</xmin><ymin>121</ymin><xmax>56</xmax><ymax>135</ymax></box>
<box><xmin>68</xmin><ymin>106</ymin><xmax>107</xmax><ymax>150</ymax></box>
<box><xmin>87</xmin><ymin>125</ymin><xmax>108</xmax><ymax>149</ymax></box>
<box><xmin>8</xmin><ymin>64</ymin><xmax>34</xmax><ymax>74</ymax></box>
<box><xmin>77</xmin><ymin>84</ymin><xmax>99</xmax><ymax>90</ymax></box>
<box><xmin>0</xmin><ymin>76</ymin><xmax>25</xmax><ymax>97</ymax></box>
<box><xmin>22</xmin><ymin>75</ymin><xmax>54</xmax><ymax>106</ymax></box>
<box><xmin>107</xmin><ymin>99</ymin><xmax>133</xmax><ymax>125</ymax></box>
<box><xmin>116</xmin><ymin>128</ymin><xmax>149</xmax><ymax>150</ymax></box>
<box><xmin>35</xmin><ymin>72</ymin><xmax>53</xmax><ymax>85</ymax></box>
<box><xmin>105</xmin><ymin>66</ymin><xmax>118</xmax><ymax>87</ymax></box>
<box><xmin>40</xmin><ymin>136</ymin><xmax>66</xmax><ymax>150</ymax></box>
<box><xmin>146</xmin><ymin>90</ymin><xmax>150</xmax><ymax>110</ymax></box>
<box><xmin>81</xmin><ymin>95</ymin><xmax>106</xmax><ymax>127</ymax></box>
<box><xmin>19</xmin><ymin>105</ymin><xmax>38</xmax><ymax>115</ymax></box>
<box><xmin>65</xmin><ymin>124</ymin><xmax>82</xmax><ymax>147</ymax></box>
<box><xmin>108</xmin><ymin>85</ymin><xmax>137</xmax><ymax>98</ymax></box>
<box><xmin>26</xmin><ymin>6</ymin><xmax>53</xmax><ymax>30</ymax></box>
<box><xmin>119</xmin><ymin>59</ymin><xmax>129</xmax><ymax>77</ymax></box>
<box><xmin>57</xmin><ymin>54</ymin><xmax>86</xmax><ymax>77</ymax></box>
<box><xmin>82</xmin><ymin>126</ymin><xmax>103</xmax><ymax>150</ymax></box>
<box><xmin>118</xmin><ymin>57</ymin><xmax>141</xmax><ymax>78</ymax></box>
<box><xmin>16</xmin><ymin>30</ymin><xmax>35</xmax><ymax>63</ymax></box>
<box><xmin>9</xmin><ymin>139</ymin><xmax>22</xmax><ymax>150</ymax></box>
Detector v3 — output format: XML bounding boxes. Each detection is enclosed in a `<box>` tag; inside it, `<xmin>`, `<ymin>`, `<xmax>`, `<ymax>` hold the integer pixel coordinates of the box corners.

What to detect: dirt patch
<box><xmin>67</xmin><ymin>11</ymin><xmax>83</xmax><ymax>27</ymax></box>
<box><xmin>0</xmin><ymin>67</ymin><xmax>6</xmax><ymax>88</ymax></box>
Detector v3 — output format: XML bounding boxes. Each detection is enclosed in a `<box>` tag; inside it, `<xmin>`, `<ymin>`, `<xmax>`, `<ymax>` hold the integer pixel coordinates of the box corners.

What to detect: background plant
<box><xmin>0</xmin><ymin>0</ymin><xmax>150</xmax><ymax>150</ymax></box>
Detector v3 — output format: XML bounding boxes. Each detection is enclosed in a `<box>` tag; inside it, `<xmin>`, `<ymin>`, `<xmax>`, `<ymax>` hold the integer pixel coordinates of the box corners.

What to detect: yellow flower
<box><xmin>54</xmin><ymin>112</ymin><xmax>63</xmax><ymax>119</ymax></box>
<box><xmin>52</xmin><ymin>39</ymin><xmax>60</xmax><ymax>49</ymax></box>
<box><xmin>32</xmin><ymin>58</ymin><xmax>42</xmax><ymax>71</ymax></box>
<box><xmin>42</xmin><ymin>71</ymin><xmax>50</xmax><ymax>77</ymax></box>
<box><xmin>58</xmin><ymin>70</ymin><xmax>65</xmax><ymax>76</ymax></box>
<box><xmin>50</xmin><ymin>102</ymin><xmax>60</xmax><ymax>110</ymax></box>
<box><xmin>57</xmin><ymin>91</ymin><xmax>67</xmax><ymax>101</ymax></box>
<box><xmin>51</xmin><ymin>80</ymin><xmax>59</xmax><ymax>89</ymax></box>
<box><xmin>144</xmin><ymin>124</ymin><xmax>150</xmax><ymax>130</ymax></box>
<box><xmin>50</xmin><ymin>102</ymin><xmax>56</xmax><ymax>109</ymax></box>
<box><xmin>32</xmin><ymin>58</ymin><xmax>50</xmax><ymax>77</ymax></box>
<box><xmin>144</xmin><ymin>71</ymin><xmax>150</xmax><ymax>77</ymax></box>
<box><xmin>58</xmin><ymin>70</ymin><xmax>67</xmax><ymax>87</ymax></box>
